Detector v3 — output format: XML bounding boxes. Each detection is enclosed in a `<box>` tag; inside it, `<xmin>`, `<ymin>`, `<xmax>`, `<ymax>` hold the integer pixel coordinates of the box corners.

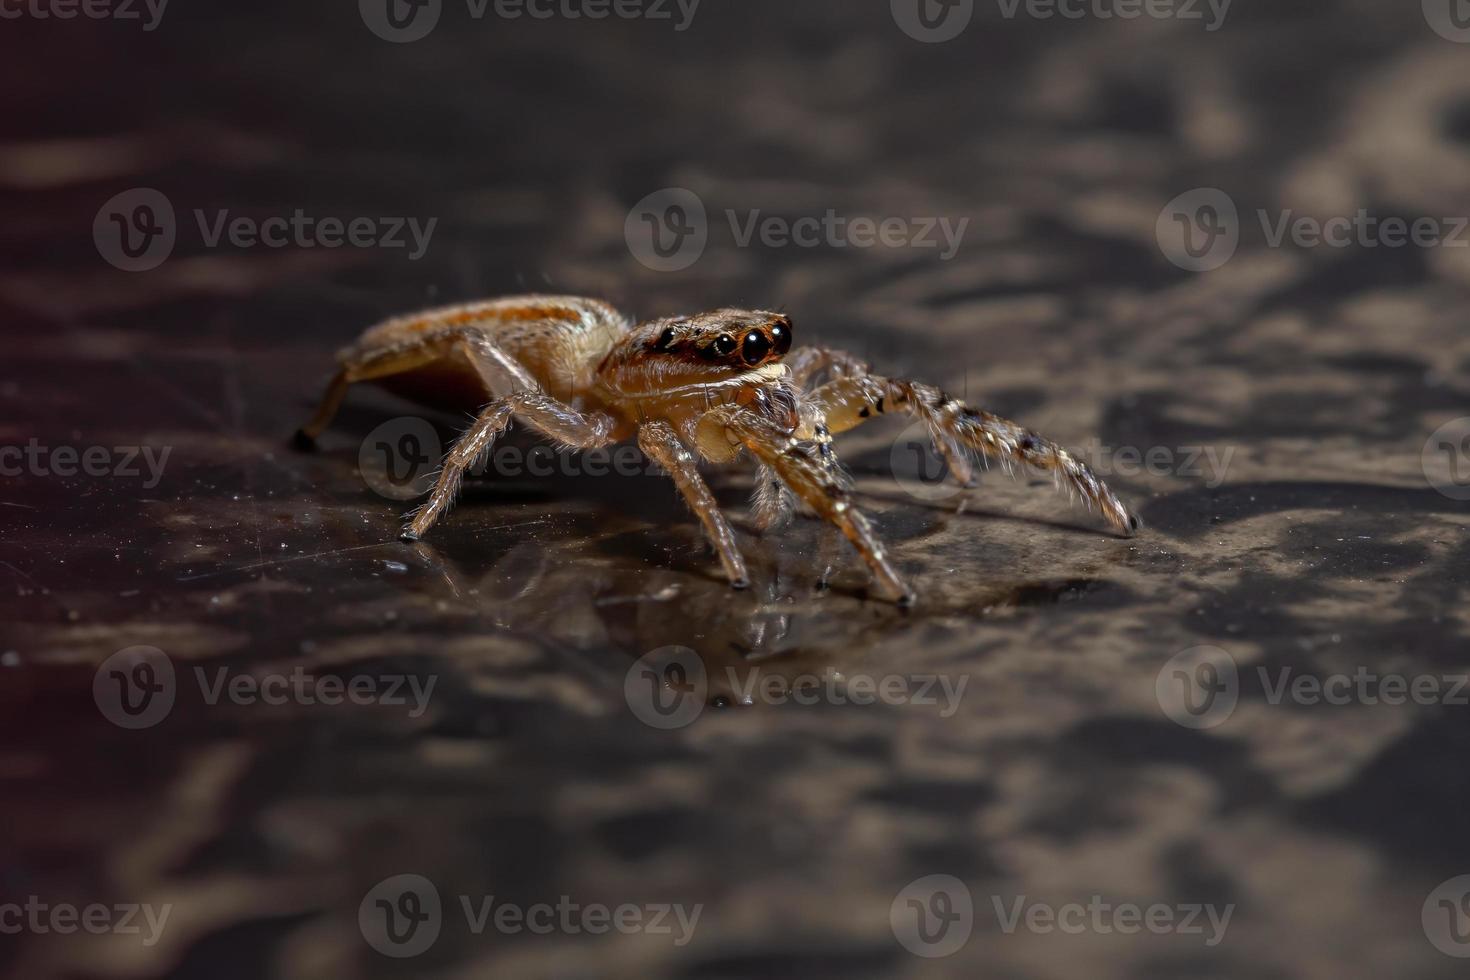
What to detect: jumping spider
<box><xmin>297</xmin><ymin>295</ymin><xmax>1139</xmax><ymax>605</ymax></box>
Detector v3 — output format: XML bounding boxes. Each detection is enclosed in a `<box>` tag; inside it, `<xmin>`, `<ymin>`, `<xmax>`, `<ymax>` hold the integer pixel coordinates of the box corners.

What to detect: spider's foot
<box><xmin>399</xmin><ymin>529</ymin><xmax>421</xmax><ymax>543</ymax></box>
<box><xmin>291</xmin><ymin>429</ymin><xmax>319</xmax><ymax>452</ymax></box>
<box><xmin>730</xmin><ymin>577</ymin><xmax>751</xmax><ymax>591</ymax></box>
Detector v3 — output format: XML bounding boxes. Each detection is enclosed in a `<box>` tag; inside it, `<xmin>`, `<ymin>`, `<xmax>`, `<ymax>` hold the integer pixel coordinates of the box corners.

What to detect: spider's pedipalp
<box><xmin>785</xmin><ymin>344</ymin><xmax>869</xmax><ymax>389</ymax></box>
<box><xmin>749</xmin><ymin>462</ymin><xmax>796</xmax><ymax>531</ymax></box>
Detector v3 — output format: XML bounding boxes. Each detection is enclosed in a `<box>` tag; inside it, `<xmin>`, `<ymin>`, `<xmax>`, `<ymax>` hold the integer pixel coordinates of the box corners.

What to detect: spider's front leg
<box><xmin>701</xmin><ymin>405</ymin><xmax>914</xmax><ymax>605</ymax></box>
<box><xmin>637</xmin><ymin>420</ymin><xmax>750</xmax><ymax>589</ymax></box>
<box><xmin>402</xmin><ymin>391</ymin><xmax>617</xmax><ymax>541</ymax></box>
<box><xmin>811</xmin><ymin>375</ymin><xmax>1139</xmax><ymax>534</ymax></box>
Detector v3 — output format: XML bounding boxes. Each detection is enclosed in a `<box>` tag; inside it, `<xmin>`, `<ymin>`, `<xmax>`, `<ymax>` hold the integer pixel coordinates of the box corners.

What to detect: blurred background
<box><xmin>4</xmin><ymin>0</ymin><xmax>1470</xmax><ymax>977</ymax></box>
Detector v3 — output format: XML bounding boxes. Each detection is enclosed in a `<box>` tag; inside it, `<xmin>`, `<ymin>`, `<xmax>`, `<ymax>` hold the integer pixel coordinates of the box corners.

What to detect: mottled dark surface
<box><xmin>4</xmin><ymin>0</ymin><xmax>1470</xmax><ymax>977</ymax></box>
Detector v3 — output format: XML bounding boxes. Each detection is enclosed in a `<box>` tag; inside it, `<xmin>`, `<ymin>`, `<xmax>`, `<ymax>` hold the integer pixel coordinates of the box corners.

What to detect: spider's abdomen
<box><xmin>340</xmin><ymin>295</ymin><xmax>631</xmax><ymax>411</ymax></box>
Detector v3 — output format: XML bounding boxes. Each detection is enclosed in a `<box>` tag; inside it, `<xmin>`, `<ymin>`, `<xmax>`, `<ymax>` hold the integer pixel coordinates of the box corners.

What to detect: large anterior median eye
<box><xmin>742</xmin><ymin>330</ymin><xmax>773</xmax><ymax>365</ymax></box>
<box><xmin>655</xmin><ymin>327</ymin><xmax>676</xmax><ymax>350</ymax></box>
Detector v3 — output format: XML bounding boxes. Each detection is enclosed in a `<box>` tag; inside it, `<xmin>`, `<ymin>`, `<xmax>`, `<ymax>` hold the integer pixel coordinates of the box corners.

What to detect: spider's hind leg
<box><xmin>295</xmin><ymin>368</ymin><xmax>352</xmax><ymax>449</ymax></box>
<box><xmin>811</xmin><ymin>375</ymin><xmax>1139</xmax><ymax>535</ymax></box>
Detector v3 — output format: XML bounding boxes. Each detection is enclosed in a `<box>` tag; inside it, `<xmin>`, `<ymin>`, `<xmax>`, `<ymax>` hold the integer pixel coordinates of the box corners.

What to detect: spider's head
<box><xmin>601</xmin><ymin>309</ymin><xmax>794</xmax><ymax>393</ymax></box>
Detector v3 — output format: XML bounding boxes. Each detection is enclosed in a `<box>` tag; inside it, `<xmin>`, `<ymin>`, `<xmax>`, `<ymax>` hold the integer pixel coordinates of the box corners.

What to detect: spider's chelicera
<box><xmin>297</xmin><ymin>295</ymin><xmax>1139</xmax><ymax>604</ymax></box>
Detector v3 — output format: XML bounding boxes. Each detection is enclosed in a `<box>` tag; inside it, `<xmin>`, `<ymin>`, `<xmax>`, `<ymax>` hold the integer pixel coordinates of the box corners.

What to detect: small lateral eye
<box><xmin>770</xmin><ymin>320</ymin><xmax>792</xmax><ymax>355</ymax></box>
<box><xmin>713</xmin><ymin>333</ymin><xmax>737</xmax><ymax>356</ymax></box>
<box><xmin>741</xmin><ymin>330</ymin><xmax>773</xmax><ymax>365</ymax></box>
<box><xmin>655</xmin><ymin>327</ymin><xmax>676</xmax><ymax>350</ymax></box>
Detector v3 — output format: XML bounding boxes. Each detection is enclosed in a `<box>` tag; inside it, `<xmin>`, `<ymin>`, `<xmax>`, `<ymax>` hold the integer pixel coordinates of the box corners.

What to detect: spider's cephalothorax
<box><xmin>297</xmin><ymin>295</ymin><xmax>1138</xmax><ymax>605</ymax></box>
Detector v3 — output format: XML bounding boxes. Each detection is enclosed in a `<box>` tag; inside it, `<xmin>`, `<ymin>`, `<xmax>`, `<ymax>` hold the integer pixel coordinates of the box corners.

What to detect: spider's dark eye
<box><xmin>770</xmin><ymin>320</ymin><xmax>792</xmax><ymax>356</ymax></box>
<box><xmin>741</xmin><ymin>330</ymin><xmax>772</xmax><ymax>365</ymax></box>
<box><xmin>654</xmin><ymin>327</ymin><xmax>676</xmax><ymax>351</ymax></box>
<box><xmin>713</xmin><ymin>333</ymin><xmax>737</xmax><ymax>356</ymax></box>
